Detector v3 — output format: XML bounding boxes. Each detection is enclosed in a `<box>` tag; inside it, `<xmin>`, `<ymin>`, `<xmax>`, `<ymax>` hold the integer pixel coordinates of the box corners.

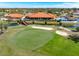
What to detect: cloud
<box><xmin>51</xmin><ymin>2</ymin><xmax>79</xmax><ymax>8</ymax></box>
<box><xmin>0</xmin><ymin>2</ymin><xmax>79</xmax><ymax>8</ymax></box>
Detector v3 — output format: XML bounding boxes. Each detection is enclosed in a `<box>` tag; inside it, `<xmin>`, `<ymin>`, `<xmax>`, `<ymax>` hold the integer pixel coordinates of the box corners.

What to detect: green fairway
<box><xmin>8</xmin><ymin>27</ymin><xmax>53</xmax><ymax>51</ymax></box>
<box><xmin>35</xmin><ymin>33</ymin><xmax>79</xmax><ymax>56</ymax></box>
<box><xmin>0</xmin><ymin>25</ymin><xmax>26</xmax><ymax>55</ymax></box>
<box><xmin>1</xmin><ymin>25</ymin><xmax>79</xmax><ymax>56</ymax></box>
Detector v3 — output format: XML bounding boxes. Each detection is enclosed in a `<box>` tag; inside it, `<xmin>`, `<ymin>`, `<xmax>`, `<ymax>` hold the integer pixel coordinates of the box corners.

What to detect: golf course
<box><xmin>0</xmin><ymin>25</ymin><xmax>79</xmax><ymax>56</ymax></box>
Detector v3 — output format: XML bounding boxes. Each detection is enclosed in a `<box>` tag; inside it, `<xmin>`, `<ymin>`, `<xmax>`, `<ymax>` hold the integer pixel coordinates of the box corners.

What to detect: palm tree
<box><xmin>0</xmin><ymin>22</ymin><xmax>4</xmax><ymax>33</ymax></box>
<box><xmin>0</xmin><ymin>20</ymin><xmax>8</xmax><ymax>33</ymax></box>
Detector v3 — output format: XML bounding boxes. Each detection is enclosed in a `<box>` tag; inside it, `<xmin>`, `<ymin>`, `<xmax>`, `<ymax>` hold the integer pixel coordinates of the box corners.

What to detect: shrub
<box><xmin>76</xmin><ymin>27</ymin><xmax>79</xmax><ymax>31</ymax></box>
<box><xmin>68</xmin><ymin>34</ymin><xmax>79</xmax><ymax>43</ymax></box>
<box><xmin>61</xmin><ymin>22</ymin><xmax>75</xmax><ymax>27</ymax></box>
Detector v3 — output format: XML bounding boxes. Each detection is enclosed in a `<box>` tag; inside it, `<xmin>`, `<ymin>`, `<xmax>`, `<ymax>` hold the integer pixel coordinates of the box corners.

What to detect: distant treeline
<box><xmin>0</xmin><ymin>8</ymin><xmax>78</xmax><ymax>17</ymax></box>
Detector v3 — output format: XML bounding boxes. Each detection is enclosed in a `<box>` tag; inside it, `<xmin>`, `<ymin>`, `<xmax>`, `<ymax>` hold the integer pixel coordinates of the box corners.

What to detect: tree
<box><xmin>76</xmin><ymin>27</ymin><xmax>79</xmax><ymax>31</ymax></box>
<box><xmin>3</xmin><ymin>21</ymin><xmax>8</xmax><ymax>31</ymax></box>
<box><xmin>45</xmin><ymin>20</ymin><xmax>47</xmax><ymax>24</ymax></box>
<box><xmin>57</xmin><ymin>19</ymin><xmax>62</xmax><ymax>26</ymax></box>
<box><xmin>0</xmin><ymin>20</ymin><xmax>8</xmax><ymax>33</ymax></box>
<box><xmin>0</xmin><ymin>23</ymin><xmax>4</xmax><ymax>33</ymax></box>
<box><xmin>0</xmin><ymin>20</ymin><xmax>4</xmax><ymax>33</ymax></box>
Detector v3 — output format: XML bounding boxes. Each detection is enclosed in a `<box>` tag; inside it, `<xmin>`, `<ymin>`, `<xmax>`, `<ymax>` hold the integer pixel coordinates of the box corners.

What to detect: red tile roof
<box><xmin>25</xmin><ymin>12</ymin><xmax>57</xmax><ymax>18</ymax></box>
<box><xmin>5</xmin><ymin>13</ymin><xmax>23</xmax><ymax>18</ymax></box>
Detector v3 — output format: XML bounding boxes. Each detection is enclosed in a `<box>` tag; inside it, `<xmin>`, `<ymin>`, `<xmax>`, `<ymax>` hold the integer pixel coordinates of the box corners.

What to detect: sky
<box><xmin>0</xmin><ymin>2</ymin><xmax>79</xmax><ymax>8</ymax></box>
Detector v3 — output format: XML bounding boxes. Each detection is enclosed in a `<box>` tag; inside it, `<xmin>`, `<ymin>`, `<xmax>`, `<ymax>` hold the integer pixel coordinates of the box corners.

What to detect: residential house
<box><xmin>73</xmin><ymin>10</ymin><xmax>79</xmax><ymax>18</ymax></box>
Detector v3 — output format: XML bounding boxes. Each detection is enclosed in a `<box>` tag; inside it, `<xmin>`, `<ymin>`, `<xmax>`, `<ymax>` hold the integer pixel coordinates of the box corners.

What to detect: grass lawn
<box><xmin>8</xmin><ymin>27</ymin><xmax>53</xmax><ymax>51</ymax></box>
<box><xmin>35</xmin><ymin>33</ymin><xmax>79</xmax><ymax>56</ymax></box>
<box><xmin>0</xmin><ymin>25</ymin><xmax>27</xmax><ymax>55</ymax></box>
<box><xmin>1</xmin><ymin>25</ymin><xmax>79</xmax><ymax>55</ymax></box>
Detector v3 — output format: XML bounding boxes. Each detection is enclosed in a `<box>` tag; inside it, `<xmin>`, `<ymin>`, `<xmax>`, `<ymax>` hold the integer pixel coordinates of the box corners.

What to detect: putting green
<box><xmin>8</xmin><ymin>28</ymin><xmax>53</xmax><ymax>50</ymax></box>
